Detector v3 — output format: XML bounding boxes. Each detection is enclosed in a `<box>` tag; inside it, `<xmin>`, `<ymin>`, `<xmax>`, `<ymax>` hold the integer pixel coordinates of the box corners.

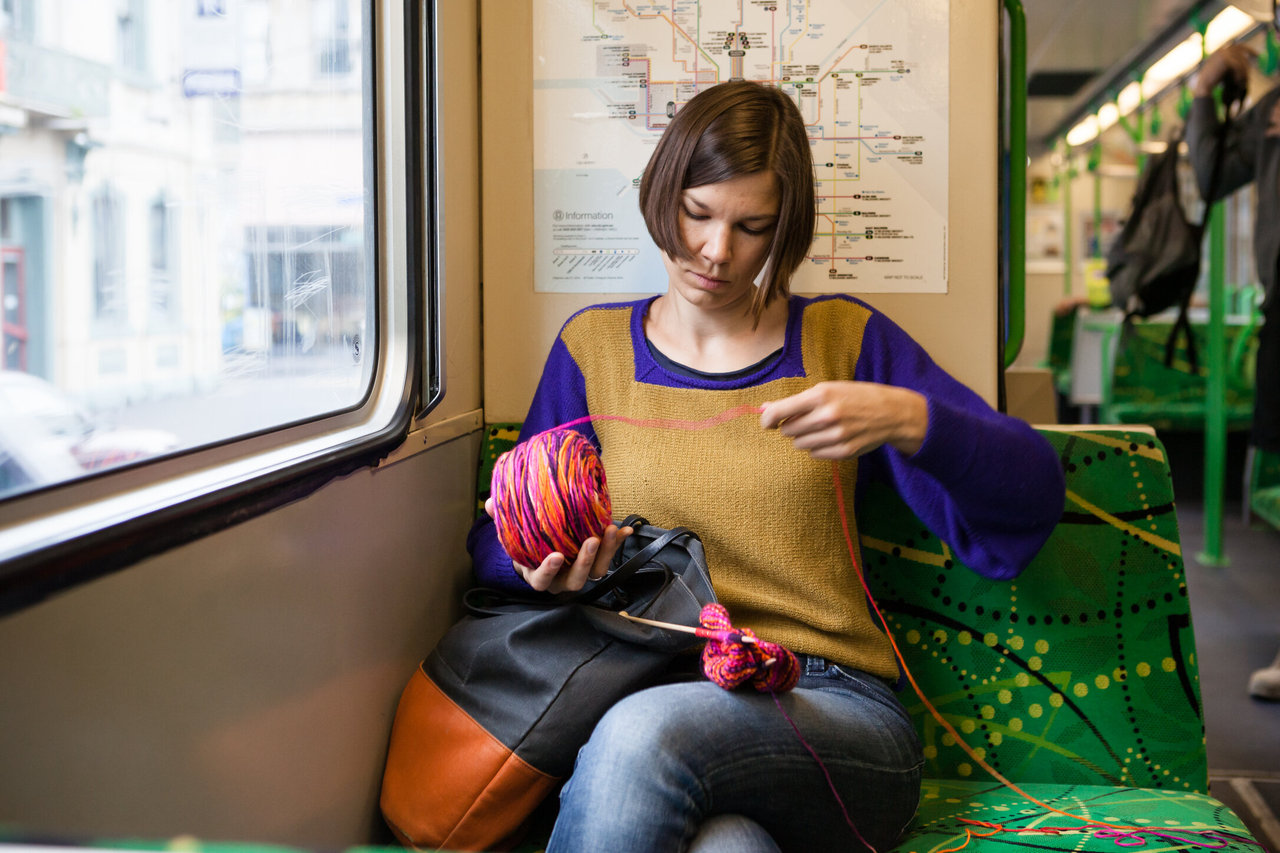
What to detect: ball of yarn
<box><xmin>490</xmin><ymin>428</ymin><xmax>613</xmax><ymax>569</ymax></box>
<box><xmin>700</xmin><ymin>603</ymin><xmax>800</xmax><ymax>693</ymax></box>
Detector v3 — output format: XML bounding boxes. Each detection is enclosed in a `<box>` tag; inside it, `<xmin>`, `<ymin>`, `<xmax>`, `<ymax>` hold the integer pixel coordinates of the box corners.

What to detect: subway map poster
<box><xmin>532</xmin><ymin>0</ymin><xmax>950</xmax><ymax>294</ymax></box>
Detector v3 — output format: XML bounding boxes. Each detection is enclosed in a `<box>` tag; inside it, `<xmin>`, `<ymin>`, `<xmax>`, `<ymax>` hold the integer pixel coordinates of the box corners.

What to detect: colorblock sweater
<box><xmin>469</xmin><ymin>294</ymin><xmax>1065</xmax><ymax>679</ymax></box>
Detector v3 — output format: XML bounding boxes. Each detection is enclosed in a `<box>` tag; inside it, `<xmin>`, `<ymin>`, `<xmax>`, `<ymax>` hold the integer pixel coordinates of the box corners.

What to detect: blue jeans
<box><xmin>546</xmin><ymin>656</ymin><xmax>923</xmax><ymax>853</ymax></box>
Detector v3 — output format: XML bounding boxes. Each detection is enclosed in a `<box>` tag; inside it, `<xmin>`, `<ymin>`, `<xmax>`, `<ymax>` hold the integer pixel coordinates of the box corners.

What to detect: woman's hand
<box><xmin>486</xmin><ymin>497</ymin><xmax>632</xmax><ymax>593</ymax></box>
<box><xmin>760</xmin><ymin>381</ymin><xmax>928</xmax><ymax>460</ymax></box>
<box><xmin>1194</xmin><ymin>43</ymin><xmax>1255</xmax><ymax>98</ymax></box>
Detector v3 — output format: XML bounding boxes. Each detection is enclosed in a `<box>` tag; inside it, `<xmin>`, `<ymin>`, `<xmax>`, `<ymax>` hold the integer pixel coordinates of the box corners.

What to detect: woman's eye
<box><xmin>682</xmin><ymin>207</ymin><xmax>708</xmax><ymax>221</ymax></box>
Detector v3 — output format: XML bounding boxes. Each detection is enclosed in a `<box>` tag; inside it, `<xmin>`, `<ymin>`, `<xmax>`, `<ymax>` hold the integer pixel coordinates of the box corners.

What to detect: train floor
<box><xmin>1160</xmin><ymin>431</ymin><xmax>1280</xmax><ymax>850</ymax></box>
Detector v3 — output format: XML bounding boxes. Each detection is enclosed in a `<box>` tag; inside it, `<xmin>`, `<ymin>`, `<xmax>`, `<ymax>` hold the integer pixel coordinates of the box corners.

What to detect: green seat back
<box><xmin>1044</xmin><ymin>307</ymin><xmax>1077</xmax><ymax>396</ymax></box>
<box><xmin>861</xmin><ymin>427</ymin><xmax>1206</xmax><ymax>792</ymax></box>
<box><xmin>1104</xmin><ymin>323</ymin><xmax>1255</xmax><ymax>430</ymax></box>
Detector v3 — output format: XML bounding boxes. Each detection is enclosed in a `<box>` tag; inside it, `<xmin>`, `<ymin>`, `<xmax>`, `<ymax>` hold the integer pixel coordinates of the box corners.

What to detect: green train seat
<box><xmin>1100</xmin><ymin>320</ymin><xmax>1257</xmax><ymax>432</ymax></box>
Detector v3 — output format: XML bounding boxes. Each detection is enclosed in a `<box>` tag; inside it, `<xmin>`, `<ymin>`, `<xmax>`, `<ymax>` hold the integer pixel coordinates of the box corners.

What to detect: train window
<box><xmin>0</xmin><ymin>1</ymin><xmax>376</xmax><ymax>500</ymax></box>
<box><xmin>0</xmin><ymin>2</ymin><xmax>429</xmax><ymax>608</ymax></box>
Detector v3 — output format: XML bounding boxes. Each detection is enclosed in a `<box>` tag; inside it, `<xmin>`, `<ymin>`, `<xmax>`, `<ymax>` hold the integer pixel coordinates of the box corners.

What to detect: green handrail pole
<box><xmin>1201</xmin><ymin>200</ymin><xmax>1229</xmax><ymax>566</ymax></box>
<box><xmin>1199</xmin><ymin>23</ymin><xmax>1228</xmax><ymax>566</ymax></box>
<box><xmin>1002</xmin><ymin>0</ymin><xmax>1027</xmax><ymax>368</ymax></box>
<box><xmin>1091</xmin><ymin>147</ymin><xmax>1103</xmax><ymax>260</ymax></box>
<box><xmin>1061</xmin><ymin>142</ymin><xmax>1075</xmax><ymax>297</ymax></box>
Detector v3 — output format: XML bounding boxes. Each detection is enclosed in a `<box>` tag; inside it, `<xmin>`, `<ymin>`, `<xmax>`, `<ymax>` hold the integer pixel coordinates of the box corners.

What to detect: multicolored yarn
<box><xmin>698</xmin><ymin>602</ymin><xmax>800</xmax><ymax>693</ymax></box>
<box><xmin>490</xmin><ymin>428</ymin><xmax>612</xmax><ymax>568</ymax></box>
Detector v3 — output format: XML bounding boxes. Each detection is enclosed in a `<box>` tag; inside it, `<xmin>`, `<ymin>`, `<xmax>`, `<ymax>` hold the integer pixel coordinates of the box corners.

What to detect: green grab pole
<box><xmin>1062</xmin><ymin>145</ymin><xmax>1074</xmax><ymax>297</ymax></box>
<box><xmin>1116</xmin><ymin>109</ymin><xmax>1136</xmax><ymax>142</ymax></box>
<box><xmin>1003</xmin><ymin>0</ymin><xmax>1027</xmax><ymax>368</ymax></box>
<box><xmin>1088</xmin><ymin>144</ymin><xmax>1102</xmax><ymax>259</ymax></box>
<box><xmin>1200</xmin><ymin>200</ymin><xmax>1229</xmax><ymax>566</ymax></box>
<box><xmin>1199</xmin><ymin>23</ymin><xmax>1228</xmax><ymax>566</ymax></box>
<box><xmin>1136</xmin><ymin>73</ymin><xmax>1147</xmax><ymax>174</ymax></box>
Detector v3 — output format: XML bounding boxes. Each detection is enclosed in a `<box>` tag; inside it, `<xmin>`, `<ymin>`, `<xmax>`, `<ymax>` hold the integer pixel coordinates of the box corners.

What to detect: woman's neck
<box><xmin>645</xmin><ymin>292</ymin><xmax>789</xmax><ymax>374</ymax></box>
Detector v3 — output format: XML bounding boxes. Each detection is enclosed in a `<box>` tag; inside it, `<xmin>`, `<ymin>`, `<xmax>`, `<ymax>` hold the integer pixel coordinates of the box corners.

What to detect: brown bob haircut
<box><xmin>638</xmin><ymin>81</ymin><xmax>815</xmax><ymax>320</ymax></box>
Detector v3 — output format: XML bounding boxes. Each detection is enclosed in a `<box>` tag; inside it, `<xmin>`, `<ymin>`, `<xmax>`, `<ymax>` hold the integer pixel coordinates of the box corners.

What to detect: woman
<box><xmin>468</xmin><ymin>81</ymin><xmax>1064</xmax><ymax>852</ymax></box>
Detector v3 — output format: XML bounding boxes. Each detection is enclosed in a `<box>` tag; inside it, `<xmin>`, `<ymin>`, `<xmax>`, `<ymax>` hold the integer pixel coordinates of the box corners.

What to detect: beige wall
<box><xmin>0</xmin><ymin>436</ymin><xmax>481</xmax><ymax>846</ymax></box>
<box><xmin>481</xmin><ymin>0</ymin><xmax>1003</xmax><ymax>423</ymax></box>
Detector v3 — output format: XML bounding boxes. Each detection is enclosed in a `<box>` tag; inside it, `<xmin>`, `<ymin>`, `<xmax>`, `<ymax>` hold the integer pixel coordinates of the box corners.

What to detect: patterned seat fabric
<box><xmin>901</xmin><ymin>780</ymin><xmax>1256</xmax><ymax>851</ymax></box>
<box><xmin>863</xmin><ymin>428</ymin><xmax>1203</xmax><ymax>790</ymax></box>
<box><xmin>1102</xmin><ymin>322</ymin><xmax>1256</xmax><ymax>431</ymax></box>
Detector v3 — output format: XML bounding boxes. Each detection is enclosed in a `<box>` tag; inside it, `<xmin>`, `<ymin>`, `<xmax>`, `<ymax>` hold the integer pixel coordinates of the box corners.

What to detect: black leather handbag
<box><xmin>379</xmin><ymin>515</ymin><xmax>716</xmax><ymax>851</ymax></box>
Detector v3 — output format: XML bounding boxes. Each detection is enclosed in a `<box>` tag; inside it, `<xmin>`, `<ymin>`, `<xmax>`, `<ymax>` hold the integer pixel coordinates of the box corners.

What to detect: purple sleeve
<box><xmin>466</xmin><ymin>334</ymin><xmax>595</xmax><ymax>590</ymax></box>
<box><xmin>854</xmin><ymin>310</ymin><xmax>1065</xmax><ymax>579</ymax></box>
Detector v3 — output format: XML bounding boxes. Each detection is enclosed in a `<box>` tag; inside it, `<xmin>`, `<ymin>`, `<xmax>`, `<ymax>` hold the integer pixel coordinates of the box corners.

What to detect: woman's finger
<box><xmin>557</xmin><ymin>537</ymin><xmax>600</xmax><ymax>592</ymax></box>
<box><xmin>518</xmin><ymin>552</ymin><xmax>565</xmax><ymax>592</ymax></box>
<box><xmin>590</xmin><ymin>524</ymin><xmax>633</xmax><ymax>579</ymax></box>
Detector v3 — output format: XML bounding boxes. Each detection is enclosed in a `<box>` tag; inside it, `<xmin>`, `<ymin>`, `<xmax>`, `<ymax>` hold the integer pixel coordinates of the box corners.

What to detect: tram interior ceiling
<box><xmin>1022</xmin><ymin>0</ymin><xmax>1247</xmax><ymax>155</ymax></box>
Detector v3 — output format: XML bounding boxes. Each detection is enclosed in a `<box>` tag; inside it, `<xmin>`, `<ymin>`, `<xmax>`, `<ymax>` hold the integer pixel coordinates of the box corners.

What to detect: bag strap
<box><xmin>461</xmin><ymin>523</ymin><xmax>696</xmax><ymax>615</ymax></box>
<box><xmin>567</xmin><ymin>524</ymin><xmax>695</xmax><ymax>606</ymax></box>
<box><xmin>1161</xmin><ymin>109</ymin><xmax>1233</xmax><ymax>373</ymax></box>
<box><xmin>1165</xmin><ymin>301</ymin><xmax>1200</xmax><ymax>373</ymax></box>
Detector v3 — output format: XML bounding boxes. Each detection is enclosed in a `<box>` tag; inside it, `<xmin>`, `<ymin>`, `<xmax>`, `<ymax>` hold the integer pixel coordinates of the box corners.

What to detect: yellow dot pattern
<box><xmin>852</xmin><ymin>430</ymin><xmax>1203</xmax><ymax>794</ymax></box>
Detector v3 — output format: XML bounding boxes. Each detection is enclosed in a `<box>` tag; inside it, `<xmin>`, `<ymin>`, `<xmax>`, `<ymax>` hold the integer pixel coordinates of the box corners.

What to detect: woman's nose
<box><xmin>700</xmin><ymin>223</ymin><xmax>732</xmax><ymax>265</ymax></box>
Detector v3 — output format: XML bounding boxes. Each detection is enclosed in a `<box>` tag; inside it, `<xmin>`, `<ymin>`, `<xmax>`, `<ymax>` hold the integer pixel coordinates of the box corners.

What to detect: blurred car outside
<box><xmin>0</xmin><ymin>409</ymin><xmax>83</xmax><ymax>499</ymax></box>
<box><xmin>0</xmin><ymin>371</ymin><xmax>179</xmax><ymax>498</ymax></box>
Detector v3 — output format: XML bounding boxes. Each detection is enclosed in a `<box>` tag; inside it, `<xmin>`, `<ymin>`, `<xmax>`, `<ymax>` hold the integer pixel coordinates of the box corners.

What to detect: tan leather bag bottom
<box><xmin>380</xmin><ymin>665</ymin><xmax>559</xmax><ymax>851</ymax></box>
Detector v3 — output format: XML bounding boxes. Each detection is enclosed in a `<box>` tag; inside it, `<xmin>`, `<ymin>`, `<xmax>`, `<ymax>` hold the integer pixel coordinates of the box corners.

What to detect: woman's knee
<box><xmin>688</xmin><ymin>815</ymin><xmax>781</xmax><ymax>853</ymax></box>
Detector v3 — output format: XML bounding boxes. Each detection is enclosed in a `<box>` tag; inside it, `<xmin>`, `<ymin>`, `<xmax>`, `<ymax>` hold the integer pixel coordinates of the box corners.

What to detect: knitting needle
<box><xmin>617</xmin><ymin>611</ymin><xmax>758</xmax><ymax>644</ymax></box>
<box><xmin>617</xmin><ymin>611</ymin><xmax>777</xmax><ymax>667</ymax></box>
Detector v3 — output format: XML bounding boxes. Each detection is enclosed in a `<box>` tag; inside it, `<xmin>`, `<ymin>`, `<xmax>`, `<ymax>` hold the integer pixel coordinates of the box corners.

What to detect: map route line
<box><xmin>786</xmin><ymin>2</ymin><xmax>812</xmax><ymax>56</ymax></box>
<box><xmin>809</xmin><ymin>0</ymin><xmax>894</xmax><ymax>79</ymax></box>
<box><xmin>619</xmin><ymin>2</ymin><xmax>722</xmax><ymax>74</ymax></box>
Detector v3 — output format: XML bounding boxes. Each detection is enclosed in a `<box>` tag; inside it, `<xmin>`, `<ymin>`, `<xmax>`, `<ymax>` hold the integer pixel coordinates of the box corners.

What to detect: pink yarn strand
<box><xmin>769</xmin><ymin>690</ymin><xmax>877</xmax><ymax>853</ymax></box>
<box><xmin>555</xmin><ymin>404</ymin><xmax>763</xmax><ymax>435</ymax></box>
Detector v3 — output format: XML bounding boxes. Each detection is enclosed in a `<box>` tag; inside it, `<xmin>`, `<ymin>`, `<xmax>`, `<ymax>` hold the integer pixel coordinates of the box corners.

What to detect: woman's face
<box><xmin>662</xmin><ymin>170</ymin><xmax>779</xmax><ymax>312</ymax></box>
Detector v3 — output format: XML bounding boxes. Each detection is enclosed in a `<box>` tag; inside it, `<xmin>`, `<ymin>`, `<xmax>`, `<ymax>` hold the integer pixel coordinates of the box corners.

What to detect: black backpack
<box><xmin>1105</xmin><ymin>95</ymin><xmax>1239</xmax><ymax>372</ymax></box>
<box><xmin>1104</xmin><ymin>127</ymin><xmax>1207</xmax><ymax>370</ymax></box>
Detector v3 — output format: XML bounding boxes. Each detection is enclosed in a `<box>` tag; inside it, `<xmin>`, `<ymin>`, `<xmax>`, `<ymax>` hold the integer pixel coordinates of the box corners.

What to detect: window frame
<box><xmin>0</xmin><ymin>0</ymin><xmax>438</xmax><ymax>616</ymax></box>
